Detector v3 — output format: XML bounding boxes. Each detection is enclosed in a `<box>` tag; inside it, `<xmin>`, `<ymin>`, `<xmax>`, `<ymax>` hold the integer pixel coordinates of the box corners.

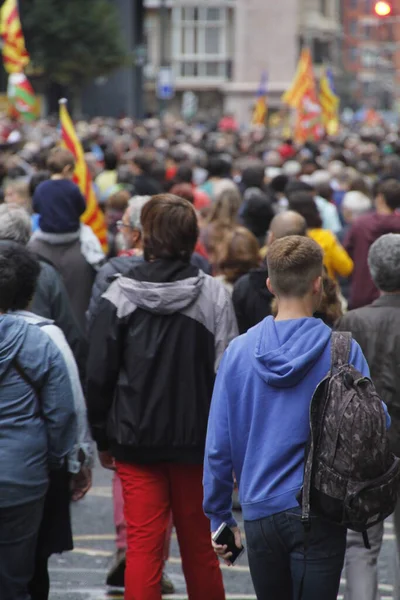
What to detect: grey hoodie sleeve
<box><xmin>213</xmin><ymin>281</ymin><xmax>239</xmax><ymax>371</ymax></box>
<box><xmin>40</xmin><ymin>339</ymin><xmax>78</xmax><ymax>469</ymax></box>
<box><xmin>42</xmin><ymin>324</ymin><xmax>93</xmax><ymax>473</ymax></box>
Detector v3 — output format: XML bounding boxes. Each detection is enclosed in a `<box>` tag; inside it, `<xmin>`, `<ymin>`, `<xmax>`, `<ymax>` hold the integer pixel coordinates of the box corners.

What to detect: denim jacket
<box><xmin>0</xmin><ymin>314</ymin><xmax>76</xmax><ymax>507</ymax></box>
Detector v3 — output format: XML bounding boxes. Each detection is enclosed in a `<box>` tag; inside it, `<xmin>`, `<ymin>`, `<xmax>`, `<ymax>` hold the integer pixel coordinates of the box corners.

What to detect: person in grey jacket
<box><xmin>0</xmin><ymin>252</ymin><xmax>76</xmax><ymax>600</ymax></box>
<box><xmin>0</xmin><ymin>204</ymin><xmax>87</xmax><ymax>377</ymax></box>
<box><xmin>0</xmin><ymin>244</ymin><xmax>93</xmax><ymax>600</ymax></box>
<box><xmin>336</xmin><ymin>233</ymin><xmax>400</xmax><ymax>600</ymax></box>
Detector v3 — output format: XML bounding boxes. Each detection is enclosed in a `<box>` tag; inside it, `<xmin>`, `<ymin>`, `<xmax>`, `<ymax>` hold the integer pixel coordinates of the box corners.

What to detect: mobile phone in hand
<box><xmin>212</xmin><ymin>523</ymin><xmax>244</xmax><ymax>565</ymax></box>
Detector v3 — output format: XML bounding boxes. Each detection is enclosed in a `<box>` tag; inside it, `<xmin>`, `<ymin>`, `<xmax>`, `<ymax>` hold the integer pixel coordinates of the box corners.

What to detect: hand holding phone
<box><xmin>212</xmin><ymin>523</ymin><xmax>244</xmax><ymax>565</ymax></box>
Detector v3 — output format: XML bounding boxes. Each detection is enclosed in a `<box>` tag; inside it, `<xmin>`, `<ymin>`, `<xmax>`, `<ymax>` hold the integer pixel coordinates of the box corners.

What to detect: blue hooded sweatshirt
<box><xmin>203</xmin><ymin>316</ymin><xmax>384</xmax><ymax>532</ymax></box>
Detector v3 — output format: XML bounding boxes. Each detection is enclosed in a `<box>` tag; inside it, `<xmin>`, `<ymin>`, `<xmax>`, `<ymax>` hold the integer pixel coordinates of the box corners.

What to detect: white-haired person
<box><xmin>341</xmin><ymin>190</ymin><xmax>373</xmax><ymax>227</ymax></box>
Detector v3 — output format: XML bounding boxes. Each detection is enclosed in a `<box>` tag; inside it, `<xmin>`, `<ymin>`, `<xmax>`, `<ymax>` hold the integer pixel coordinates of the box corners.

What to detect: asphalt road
<box><xmin>49</xmin><ymin>462</ymin><xmax>398</xmax><ymax>600</ymax></box>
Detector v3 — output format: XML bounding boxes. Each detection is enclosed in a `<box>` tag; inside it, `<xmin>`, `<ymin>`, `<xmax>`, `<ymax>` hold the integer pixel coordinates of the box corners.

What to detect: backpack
<box><xmin>300</xmin><ymin>331</ymin><xmax>400</xmax><ymax>535</ymax></box>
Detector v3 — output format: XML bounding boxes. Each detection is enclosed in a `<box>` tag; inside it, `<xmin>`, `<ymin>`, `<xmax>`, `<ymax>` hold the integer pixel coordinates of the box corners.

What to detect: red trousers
<box><xmin>116</xmin><ymin>462</ymin><xmax>225</xmax><ymax>600</ymax></box>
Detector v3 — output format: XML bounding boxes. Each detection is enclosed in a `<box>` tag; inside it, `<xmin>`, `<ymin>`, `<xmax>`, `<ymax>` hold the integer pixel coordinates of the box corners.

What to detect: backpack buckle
<box><xmin>301</xmin><ymin>516</ymin><xmax>311</xmax><ymax>532</ymax></box>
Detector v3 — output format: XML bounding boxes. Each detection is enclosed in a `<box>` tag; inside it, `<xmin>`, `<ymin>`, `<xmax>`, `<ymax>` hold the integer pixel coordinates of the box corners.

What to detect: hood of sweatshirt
<box><xmin>114</xmin><ymin>272</ymin><xmax>205</xmax><ymax>315</ymax></box>
<box><xmin>252</xmin><ymin>316</ymin><xmax>332</xmax><ymax>388</ymax></box>
<box><xmin>0</xmin><ymin>314</ymin><xmax>28</xmax><ymax>377</ymax></box>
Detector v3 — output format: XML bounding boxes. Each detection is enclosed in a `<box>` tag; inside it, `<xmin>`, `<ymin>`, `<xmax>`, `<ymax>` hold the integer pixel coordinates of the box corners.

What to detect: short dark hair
<box><xmin>267</xmin><ymin>236</ymin><xmax>323</xmax><ymax>298</ymax></box>
<box><xmin>47</xmin><ymin>147</ymin><xmax>75</xmax><ymax>175</ymax></box>
<box><xmin>288</xmin><ymin>192</ymin><xmax>322</xmax><ymax>229</ymax></box>
<box><xmin>242</xmin><ymin>164</ymin><xmax>265</xmax><ymax>190</ymax></box>
<box><xmin>176</xmin><ymin>163</ymin><xmax>193</xmax><ymax>184</ymax></box>
<box><xmin>270</xmin><ymin>174</ymin><xmax>289</xmax><ymax>194</ymax></box>
<box><xmin>377</xmin><ymin>179</ymin><xmax>400</xmax><ymax>211</ymax></box>
<box><xmin>285</xmin><ymin>180</ymin><xmax>314</xmax><ymax>199</ymax></box>
<box><xmin>132</xmin><ymin>151</ymin><xmax>153</xmax><ymax>175</ymax></box>
<box><xmin>104</xmin><ymin>150</ymin><xmax>118</xmax><ymax>171</ymax></box>
<box><xmin>141</xmin><ymin>194</ymin><xmax>199</xmax><ymax>262</ymax></box>
<box><xmin>0</xmin><ymin>245</ymin><xmax>41</xmax><ymax>312</ymax></box>
<box><xmin>207</xmin><ymin>156</ymin><xmax>231</xmax><ymax>178</ymax></box>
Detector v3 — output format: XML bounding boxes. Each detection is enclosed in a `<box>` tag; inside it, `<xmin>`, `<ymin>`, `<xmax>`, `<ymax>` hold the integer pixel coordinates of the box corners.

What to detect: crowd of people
<box><xmin>1</xmin><ymin>113</ymin><xmax>400</xmax><ymax>600</ymax></box>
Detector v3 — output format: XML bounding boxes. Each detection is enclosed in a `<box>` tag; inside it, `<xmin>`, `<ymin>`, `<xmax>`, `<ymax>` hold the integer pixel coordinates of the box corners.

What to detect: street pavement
<box><xmin>50</xmin><ymin>462</ymin><xmax>398</xmax><ymax>600</ymax></box>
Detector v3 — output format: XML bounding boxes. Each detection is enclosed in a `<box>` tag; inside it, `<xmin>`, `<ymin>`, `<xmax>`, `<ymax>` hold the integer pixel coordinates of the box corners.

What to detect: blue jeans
<box><xmin>244</xmin><ymin>507</ymin><xmax>346</xmax><ymax>600</ymax></box>
<box><xmin>0</xmin><ymin>497</ymin><xmax>45</xmax><ymax>600</ymax></box>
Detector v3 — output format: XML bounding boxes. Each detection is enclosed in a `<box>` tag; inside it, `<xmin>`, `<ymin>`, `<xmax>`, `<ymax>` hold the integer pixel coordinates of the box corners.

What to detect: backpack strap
<box><xmin>331</xmin><ymin>331</ymin><xmax>352</xmax><ymax>376</ymax></box>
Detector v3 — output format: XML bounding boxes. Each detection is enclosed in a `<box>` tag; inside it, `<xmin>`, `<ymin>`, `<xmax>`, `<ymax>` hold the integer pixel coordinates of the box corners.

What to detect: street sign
<box><xmin>181</xmin><ymin>91</ymin><xmax>198</xmax><ymax>120</ymax></box>
<box><xmin>157</xmin><ymin>67</ymin><xmax>175</xmax><ymax>100</ymax></box>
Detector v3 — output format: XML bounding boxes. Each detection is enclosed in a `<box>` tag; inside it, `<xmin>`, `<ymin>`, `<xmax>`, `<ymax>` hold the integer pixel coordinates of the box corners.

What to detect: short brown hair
<box><xmin>170</xmin><ymin>183</ymin><xmax>195</xmax><ymax>205</ymax></box>
<box><xmin>141</xmin><ymin>194</ymin><xmax>199</xmax><ymax>262</ymax></box>
<box><xmin>106</xmin><ymin>189</ymin><xmax>130</xmax><ymax>211</ymax></box>
<box><xmin>271</xmin><ymin>268</ymin><xmax>343</xmax><ymax>325</ymax></box>
<box><xmin>267</xmin><ymin>235</ymin><xmax>323</xmax><ymax>297</ymax></box>
<box><xmin>47</xmin><ymin>147</ymin><xmax>75</xmax><ymax>175</ymax></box>
<box><xmin>378</xmin><ymin>179</ymin><xmax>400</xmax><ymax>211</ymax></box>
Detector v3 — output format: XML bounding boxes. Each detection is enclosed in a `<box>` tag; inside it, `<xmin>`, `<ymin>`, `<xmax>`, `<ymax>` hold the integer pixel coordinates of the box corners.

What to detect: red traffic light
<box><xmin>374</xmin><ymin>1</ymin><xmax>392</xmax><ymax>16</ymax></box>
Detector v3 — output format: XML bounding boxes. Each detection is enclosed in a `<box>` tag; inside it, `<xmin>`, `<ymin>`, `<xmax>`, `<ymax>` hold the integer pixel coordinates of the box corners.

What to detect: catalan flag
<box><xmin>252</xmin><ymin>72</ymin><xmax>268</xmax><ymax>126</ymax></box>
<box><xmin>7</xmin><ymin>71</ymin><xmax>37</xmax><ymax>121</ymax></box>
<box><xmin>320</xmin><ymin>68</ymin><xmax>339</xmax><ymax>135</ymax></box>
<box><xmin>282</xmin><ymin>48</ymin><xmax>314</xmax><ymax>109</ymax></box>
<box><xmin>0</xmin><ymin>0</ymin><xmax>30</xmax><ymax>74</ymax></box>
<box><xmin>59</xmin><ymin>99</ymin><xmax>108</xmax><ymax>252</ymax></box>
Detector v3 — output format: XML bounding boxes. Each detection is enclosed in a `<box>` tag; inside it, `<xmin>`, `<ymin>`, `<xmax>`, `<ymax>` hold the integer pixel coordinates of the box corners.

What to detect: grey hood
<box><xmin>103</xmin><ymin>271</ymin><xmax>206</xmax><ymax>317</ymax></box>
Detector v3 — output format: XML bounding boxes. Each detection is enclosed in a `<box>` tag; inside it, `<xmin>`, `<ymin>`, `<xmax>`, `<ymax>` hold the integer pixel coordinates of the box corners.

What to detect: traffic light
<box><xmin>374</xmin><ymin>1</ymin><xmax>392</xmax><ymax>16</ymax></box>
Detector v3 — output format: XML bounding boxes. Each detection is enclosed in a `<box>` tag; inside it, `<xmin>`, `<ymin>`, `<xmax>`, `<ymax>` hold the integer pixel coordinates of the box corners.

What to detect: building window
<box><xmin>320</xmin><ymin>0</ymin><xmax>327</xmax><ymax>15</ymax></box>
<box><xmin>349</xmin><ymin>47</ymin><xmax>358</xmax><ymax>63</ymax></box>
<box><xmin>172</xmin><ymin>6</ymin><xmax>229</xmax><ymax>80</ymax></box>
<box><xmin>313</xmin><ymin>39</ymin><xmax>331</xmax><ymax>64</ymax></box>
<box><xmin>349</xmin><ymin>19</ymin><xmax>358</xmax><ymax>36</ymax></box>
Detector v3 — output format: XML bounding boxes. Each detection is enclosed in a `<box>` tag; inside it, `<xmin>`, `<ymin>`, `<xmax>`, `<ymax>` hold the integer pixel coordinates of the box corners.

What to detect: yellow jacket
<box><xmin>308</xmin><ymin>228</ymin><xmax>354</xmax><ymax>280</ymax></box>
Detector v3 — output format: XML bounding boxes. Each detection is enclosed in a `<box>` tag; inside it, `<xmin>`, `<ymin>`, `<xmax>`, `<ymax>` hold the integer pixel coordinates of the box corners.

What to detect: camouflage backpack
<box><xmin>300</xmin><ymin>331</ymin><xmax>400</xmax><ymax>536</ymax></box>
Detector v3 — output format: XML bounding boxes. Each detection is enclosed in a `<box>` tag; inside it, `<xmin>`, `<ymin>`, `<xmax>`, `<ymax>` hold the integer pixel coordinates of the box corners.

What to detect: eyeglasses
<box><xmin>117</xmin><ymin>220</ymin><xmax>133</xmax><ymax>230</ymax></box>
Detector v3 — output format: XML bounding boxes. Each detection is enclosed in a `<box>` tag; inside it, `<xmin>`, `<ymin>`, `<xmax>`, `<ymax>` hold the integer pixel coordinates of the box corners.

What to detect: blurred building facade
<box><xmin>83</xmin><ymin>0</ymin><xmax>341</xmax><ymax>121</ymax></box>
<box><xmin>342</xmin><ymin>0</ymin><xmax>399</xmax><ymax>109</ymax></box>
<box><xmin>143</xmin><ymin>0</ymin><xmax>341</xmax><ymax>122</ymax></box>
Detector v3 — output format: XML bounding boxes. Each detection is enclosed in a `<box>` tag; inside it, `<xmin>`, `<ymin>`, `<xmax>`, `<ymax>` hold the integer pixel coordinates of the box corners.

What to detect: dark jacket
<box><xmin>86</xmin><ymin>259</ymin><xmax>238</xmax><ymax>464</ymax></box>
<box><xmin>86</xmin><ymin>252</ymin><xmax>211</xmax><ymax>332</ymax></box>
<box><xmin>232</xmin><ymin>267</ymin><xmax>274</xmax><ymax>334</ymax></box>
<box><xmin>133</xmin><ymin>174</ymin><xmax>162</xmax><ymax>197</ymax></box>
<box><xmin>28</xmin><ymin>235</ymin><xmax>96</xmax><ymax>332</ymax></box>
<box><xmin>0</xmin><ymin>240</ymin><xmax>87</xmax><ymax>375</ymax></box>
<box><xmin>344</xmin><ymin>212</ymin><xmax>400</xmax><ymax>309</ymax></box>
<box><xmin>336</xmin><ymin>294</ymin><xmax>400</xmax><ymax>456</ymax></box>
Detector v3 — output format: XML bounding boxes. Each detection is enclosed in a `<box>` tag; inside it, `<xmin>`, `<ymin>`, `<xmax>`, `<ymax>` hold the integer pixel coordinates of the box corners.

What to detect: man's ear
<box><xmin>266</xmin><ymin>277</ymin><xmax>275</xmax><ymax>295</ymax></box>
<box><xmin>313</xmin><ymin>276</ymin><xmax>323</xmax><ymax>296</ymax></box>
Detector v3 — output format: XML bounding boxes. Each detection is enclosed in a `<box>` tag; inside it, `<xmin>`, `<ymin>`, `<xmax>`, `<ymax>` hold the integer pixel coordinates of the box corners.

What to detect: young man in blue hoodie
<box><xmin>203</xmin><ymin>235</ymin><xmax>371</xmax><ymax>600</ymax></box>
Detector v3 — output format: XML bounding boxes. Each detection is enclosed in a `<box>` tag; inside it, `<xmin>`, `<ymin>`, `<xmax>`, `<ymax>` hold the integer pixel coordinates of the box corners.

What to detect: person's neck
<box><xmin>275</xmin><ymin>297</ymin><xmax>315</xmax><ymax>321</ymax></box>
<box><xmin>376</xmin><ymin>204</ymin><xmax>393</xmax><ymax>216</ymax></box>
<box><xmin>51</xmin><ymin>174</ymin><xmax>65</xmax><ymax>181</ymax></box>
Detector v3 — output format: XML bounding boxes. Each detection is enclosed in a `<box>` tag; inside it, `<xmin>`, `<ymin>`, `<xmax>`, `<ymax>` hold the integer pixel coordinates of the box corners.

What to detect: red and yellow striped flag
<box><xmin>252</xmin><ymin>72</ymin><xmax>268</xmax><ymax>126</ymax></box>
<box><xmin>59</xmin><ymin>99</ymin><xmax>108</xmax><ymax>252</ymax></box>
<box><xmin>282</xmin><ymin>48</ymin><xmax>314</xmax><ymax>109</ymax></box>
<box><xmin>0</xmin><ymin>0</ymin><xmax>30</xmax><ymax>74</ymax></box>
<box><xmin>319</xmin><ymin>68</ymin><xmax>339</xmax><ymax>135</ymax></box>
